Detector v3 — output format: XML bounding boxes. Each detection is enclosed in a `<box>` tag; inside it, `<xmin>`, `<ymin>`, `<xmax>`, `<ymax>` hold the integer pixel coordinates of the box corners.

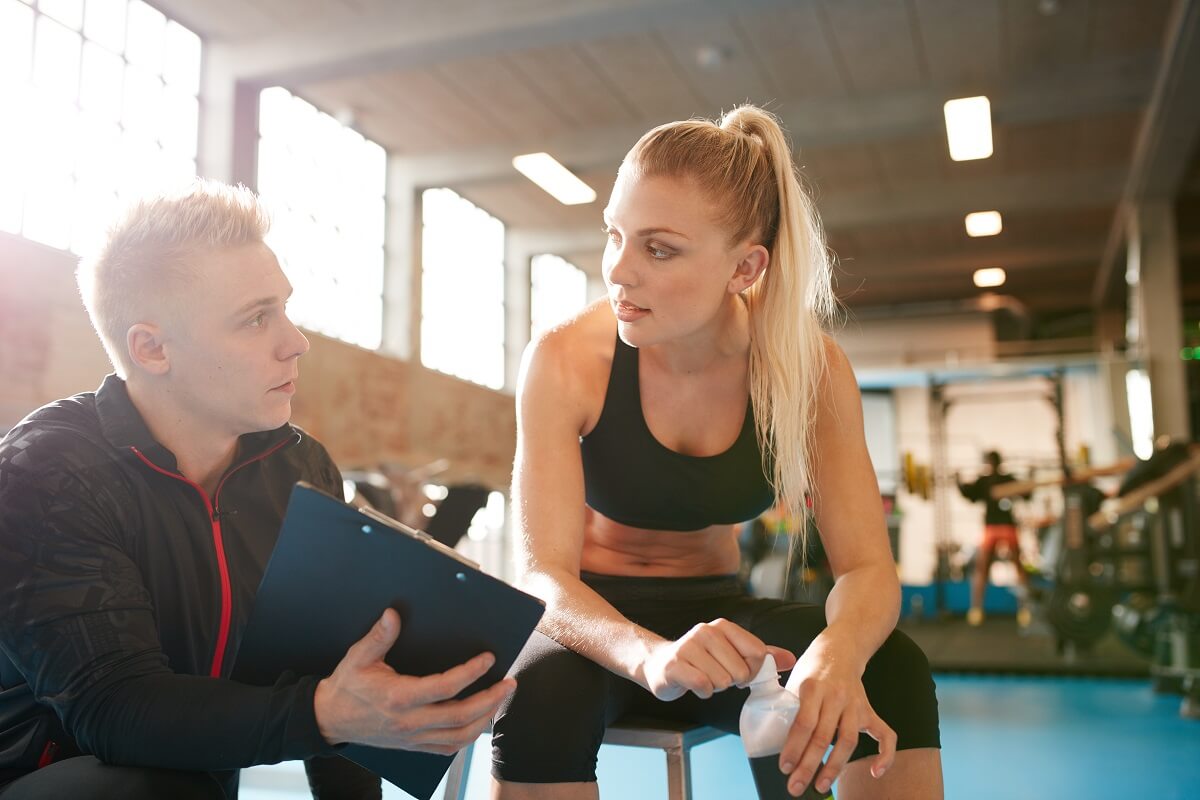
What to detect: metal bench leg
<box><xmin>664</xmin><ymin>744</ymin><xmax>693</xmax><ymax>800</ymax></box>
<box><xmin>442</xmin><ymin>740</ymin><xmax>474</xmax><ymax>800</ymax></box>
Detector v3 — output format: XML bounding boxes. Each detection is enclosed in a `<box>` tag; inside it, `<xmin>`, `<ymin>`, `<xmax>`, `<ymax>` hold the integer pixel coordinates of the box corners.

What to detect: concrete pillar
<box><xmin>196</xmin><ymin>48</ymin><xmax>258</xmax><ymax>186</ymax></box>
<box><xmin>1128</xmin><ymin>202</ymin><xmax>1190</xmax><ymax>441</ymax></box>
<box><xmin>382</xmin><ymin>165</ymin><xmax>419</xmax><ymax>361</ymax></box>
<box><xmin>503</xmin><ymin>233</ymin><xmax>534</xmax><ymax>391</ymax></box>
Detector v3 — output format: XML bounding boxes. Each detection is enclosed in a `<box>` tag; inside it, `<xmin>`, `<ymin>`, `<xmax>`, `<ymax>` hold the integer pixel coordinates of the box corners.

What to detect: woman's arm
<box><xmin>779</xmin><ymin>337</ymin><xmax>899</xmax><ymax>794</ymax></box>
<box><xmin>513</xmin><ymin>329</ymin><xmax>786</xmax><ymax>699</ymax></box>
<box><xmin>808</xmin><ymin>339</ymin><xmax>901</xmax><ymax>672</ymax></box>
<box><xmin>512</xmin><ymin>329</ymin><xmax>659</xmax><ymax>682</ymax></box>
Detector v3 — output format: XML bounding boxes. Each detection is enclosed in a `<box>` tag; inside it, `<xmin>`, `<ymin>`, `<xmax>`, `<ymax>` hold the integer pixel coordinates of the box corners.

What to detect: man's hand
<box><xmin>640</xmin><ymin>618</ymin><xmax>796</xmax><ymax>701</ymax></box>
<box><xmin>313</xmin><ymin>609</ymin><xmax>515</xmax><ymax>755</ymax></box>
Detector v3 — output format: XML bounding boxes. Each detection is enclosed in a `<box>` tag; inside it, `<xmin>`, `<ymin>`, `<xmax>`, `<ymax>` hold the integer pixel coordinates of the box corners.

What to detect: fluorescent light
<box><xmin>965</xmin><ymin>210</ymin><xmax>1002</xmax><ymax>237</ymax></box>
<box><xmin>512</xmin><ymin>153</ymin><xmax>596</xmax><ymax>205</ymax></box>
<box><xmin>944</xmin><ymin>96</ymin><xmax>993</xmax><ymax>161</ymax></box>
<box><xmin>973</xmin><ymin>267</ymin><xmax>1006</xmax><ymax>288</ymax></box>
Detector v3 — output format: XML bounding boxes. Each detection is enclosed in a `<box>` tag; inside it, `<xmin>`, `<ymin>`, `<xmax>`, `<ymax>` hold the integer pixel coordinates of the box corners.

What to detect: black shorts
<box><xmin>491</xmin><ymin>572</ymin><xmax>940</xmax><ymax>784</ymax></box>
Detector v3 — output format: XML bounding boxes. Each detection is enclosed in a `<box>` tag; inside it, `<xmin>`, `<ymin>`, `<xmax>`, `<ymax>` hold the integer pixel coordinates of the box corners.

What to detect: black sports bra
<box><xmin>579</xmin><ymin>336</ymin><xmax>775</xmax><ymax>532</ymax></box>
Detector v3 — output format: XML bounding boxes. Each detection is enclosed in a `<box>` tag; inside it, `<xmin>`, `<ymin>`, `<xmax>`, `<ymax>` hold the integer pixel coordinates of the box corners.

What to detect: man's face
<box><xmin>160</xmin><ymin>242</ymin><xmax>309</xmax><ymax>439</ymax></box>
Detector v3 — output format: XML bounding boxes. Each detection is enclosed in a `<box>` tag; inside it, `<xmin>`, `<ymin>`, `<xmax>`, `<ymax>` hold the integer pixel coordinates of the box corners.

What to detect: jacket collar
<box><xmin>95</xmin><ymin>374</ymin><xmax>299</xmax><ymax>473</ymax></box>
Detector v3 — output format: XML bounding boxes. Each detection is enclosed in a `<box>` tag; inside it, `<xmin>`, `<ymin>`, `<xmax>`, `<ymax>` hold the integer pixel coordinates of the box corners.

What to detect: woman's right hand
<box><xmin>641</xmin><ymin>618</ymin><xmax>797</xmax><ymax>701</ymax></box>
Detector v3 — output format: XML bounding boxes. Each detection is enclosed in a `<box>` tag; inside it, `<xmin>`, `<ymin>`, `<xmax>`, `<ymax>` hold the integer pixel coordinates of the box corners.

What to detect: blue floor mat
<box><xmin>241</xmin><ymin>674</ymin><xmax>1200</xmax><ymax>799</ymax></box>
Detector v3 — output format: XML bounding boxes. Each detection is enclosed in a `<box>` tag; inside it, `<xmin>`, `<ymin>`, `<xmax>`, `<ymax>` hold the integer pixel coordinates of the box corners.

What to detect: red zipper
<box><xmin>131</xmin><ymin>436</ymin><xmax>295</xmax><ymax>677</ymax></box>
<box><xmin>37</xmin><ymin>740</ymin><xmax>58</xmax><ymax>768</ymax></box>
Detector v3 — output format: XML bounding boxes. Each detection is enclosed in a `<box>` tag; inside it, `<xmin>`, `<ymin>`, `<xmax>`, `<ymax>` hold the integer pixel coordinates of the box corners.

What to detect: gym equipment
<box><xmin>990</xmin><ymin>457</ymin><xmax>1136</xmax><ymax>501</ymax></box>
<box><xmin>1083</xmin><ymin>448</ymin><xmax>1200</xmax><ymax>718</ymax></box>
<box><xmin>442</xmin><ymin>719</ymin><xmax>733</xmax><ymax>800</ymax></box>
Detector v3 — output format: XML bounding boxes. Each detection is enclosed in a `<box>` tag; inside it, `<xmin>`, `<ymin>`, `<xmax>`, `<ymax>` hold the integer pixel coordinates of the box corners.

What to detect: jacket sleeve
<box><xmin>0</xmin><ymin>436</ymin><xmax>339</xmax><ymax>770</ymax></box>
<box><xmin>957</xmin><ymin>476</ymin><xmax>983</xmax><ymax>502</ymax></box>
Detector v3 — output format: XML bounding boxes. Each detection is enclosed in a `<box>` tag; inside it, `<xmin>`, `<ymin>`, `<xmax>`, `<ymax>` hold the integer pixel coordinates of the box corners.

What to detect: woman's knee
<box><xmin>491</xmin><ymin>634</ymin><xmax>613</xmax><ymax>783</ymax></box>
<box><xmin>857</xmin><ymin>629</ymin><xmax>940</xmax><ymax>757</ymax></box>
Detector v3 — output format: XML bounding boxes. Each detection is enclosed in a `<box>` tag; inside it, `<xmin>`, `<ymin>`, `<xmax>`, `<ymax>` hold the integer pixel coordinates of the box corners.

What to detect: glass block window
<box><xmin>0</xmin><ymin>0</ymin><xmax>202</xmax><ymax>254</ymax></box>
<box><xmin>531</xmin><ymin>253</ymin><xmax>587</xmax><ymax>337</ymax></box>
<box><xmin>420</xmin><ymin>188</ymin><xmax>505</xmax><ymax>390</ymax></box>
<box><xmin>256</xmin><ymin>86</ymin><xmax>387</xmax><ymax>350</ymax></box>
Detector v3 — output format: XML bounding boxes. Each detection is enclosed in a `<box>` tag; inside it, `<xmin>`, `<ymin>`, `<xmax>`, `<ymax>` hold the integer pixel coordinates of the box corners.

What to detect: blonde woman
<box><xmin>492</xmin><ymin>107</ymin><xmax>942</xmax><ymax>799</ymax></box>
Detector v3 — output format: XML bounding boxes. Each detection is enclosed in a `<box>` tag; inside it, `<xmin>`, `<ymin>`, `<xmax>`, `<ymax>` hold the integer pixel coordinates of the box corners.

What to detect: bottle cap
<box><xmin>749</xmin><ymin>654</ymin><xmax>779</xmax><ymax>687</ymax></box>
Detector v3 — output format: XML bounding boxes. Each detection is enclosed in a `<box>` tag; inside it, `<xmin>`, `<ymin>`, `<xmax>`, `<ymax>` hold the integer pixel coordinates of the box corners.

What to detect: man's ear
<box><xmin>728</xmin><ymin>244</ymin><xmax>769</xmax><ymax>294</ymax></box>
<box><xmin>126</xmin><ymin>323</ymin><xmax>170</xmax><ymax>376</ymax></box>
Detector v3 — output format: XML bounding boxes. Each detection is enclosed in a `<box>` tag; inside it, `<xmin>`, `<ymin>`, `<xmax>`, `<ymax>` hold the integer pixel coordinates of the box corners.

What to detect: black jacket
<box><xmin>0</xmin><ymin>375</ymin><xmax>343</xmax><ymax>781</ymax></box>
<box><xmin>957</xmin><ymin>472</ymin><xmax>1021</xmax><ymax>525</ymax></box>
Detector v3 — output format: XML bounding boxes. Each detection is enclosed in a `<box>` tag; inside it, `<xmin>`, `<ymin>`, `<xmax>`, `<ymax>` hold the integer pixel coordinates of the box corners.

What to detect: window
<box><xmin>420</xmin><ymin>188</ymin><xmax>505</xmax><ymax>389</ymax></box>
<box><xmin>256</xmin><ymin>87</ymin><xmax>387</xmax><ymax>350</ymax></box>
<box><xmin>0</xmin><ymin>0</ymin><xmax>201</xmax><ymax>254</ymax></box>
<box><xmin>1125</xmin><ymin>368</ymin><xmax>1154</xmax><ymax>460</ymax></box>
<box><xmin>530</xmin><ymin>253</ymin><xmax>587</xmax><ymax>337</ymax></box>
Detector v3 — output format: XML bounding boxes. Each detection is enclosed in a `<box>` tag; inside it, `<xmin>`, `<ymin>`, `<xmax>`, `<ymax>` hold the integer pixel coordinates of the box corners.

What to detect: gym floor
<box><xmin>239</xmin><ymin>671</ymin><xmax>1200</xmax><ymax>799</ymax></box>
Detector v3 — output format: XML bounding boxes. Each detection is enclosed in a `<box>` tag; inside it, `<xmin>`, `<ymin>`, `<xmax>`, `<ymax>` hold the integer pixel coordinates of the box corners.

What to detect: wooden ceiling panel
<box><xmin>907</xmin><ymin>217</ymin><xmax>974</xmax><ymax>252</ymax></box>
<box><xmin>1183</xmin><ymin>151</ymin><xmax>1200</xmax><ymax>197</ymax></box>
<box><xmin>145</xmin><ymin>0</ymin><xmax>1181</xmax><ymax>319</ymax></box>
<box><xmin>1072</xmin><ymin>110</ymin><xmax>1143</xmax><ymax>168</ymax></box>
<box><xmin>578</xmin><ymin>32</ymin><xmax>705</xmax><ymax>121</ymax></box>
<box><xmin>150</xmin><ymin>0</ymin><xmax>284</xmax><ymax>39</ymax></box>
<box><xmin>654</xmin><ymin>16</ymin><xmax>779</xmax><ymax>112</ymax></box>
<box><xmin>504</xmin><ymin>44</ymin><xmax>640</xmax><ymax>130</ymax></box>
<box><xmin>913</xmin><ymin>0</ymin><xmax>1004</xmax><ymax>88</ymax></box>
<box><xmin>735</xmin><ymin>4</ymin><xmax>848</xmax><ymax>99</ymax></box>
<box><xmin>356</xmin><ymin>106</ymin><xmax>451</xmax><ymax>155</ymax></box>
<box><xmin>373</xmin><ymin>68</ymin><xmax>522</xmax><ymax>150</ymax></box>
<box><xmin>1088</xmin><ymin>0</ymin><xmax>1173</xmax><ymax>58</ymax></box>
<box><xmin>1001</xmin><ymin>111</ymin><xmax>1139</xmax><ymax>174</ymax></box>
<box><xmin>820</xmin><ymin>0</ymin><xmax>927</xmax><ymax>94</ymax></box>
<box><xmin>455</xmin><ymin>165</ymin><xmax>617</xmax><ymax>231</ymax></box>
<box><xmin>252</xmin><ymin>0</ymin><xmax>355</xmax><ymax>29</ymax></box>
<box><xmin>1003</xmin><ymin>117</ymin><xmax>1084</xmax><ymax>173</ymax></box>
<box><xmin>1000</xmin><ymin>206</ymin><xmax>1113</xmax><ymax>243</ymax></box>
<box><xmin>455</xmin><ymin>180</ymin><xmax>569</xmax><ymax>229</ymax></box>
<box><xmin>435</xmin><ymin>55</ymin><xmax>578</xmax><ymax>143</ymax></box>
<box><xmin>804</xmin><ymin>145</ymin><xmax>888</xmax><ymax>196</ymax></box>
<box><xmin>1002</xmin><ymin>0</ymin><xmax>1092</xmax><ymax>79</ymax></box>
<box><xmin>843</xmin><ymin>263</ymin><xmax>1099</xmax><ymax>311</ymax></box>
<box><xmin>297</xmin><ymin>76</ymin><xmax>464</xmax><ymax>154</ymax></box>
<box><xmin>843</xmin><ymin>223</ymin><xmax>922</xmax><ymax>257</ymax></box>
<box><xmin>873</xmin><ymin>134</ymin><xmax>950</xmax><ymax>190</ymax></box>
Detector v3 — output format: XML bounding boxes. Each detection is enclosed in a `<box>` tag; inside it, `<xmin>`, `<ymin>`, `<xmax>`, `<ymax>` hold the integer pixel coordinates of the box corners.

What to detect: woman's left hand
<box><xmin>777</xmin><ymin>642</ymin><xmax>895</xmax><ymax>796</ymax></box>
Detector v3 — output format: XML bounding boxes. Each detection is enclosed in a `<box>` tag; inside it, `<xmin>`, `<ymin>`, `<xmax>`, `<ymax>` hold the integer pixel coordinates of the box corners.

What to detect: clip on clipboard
<box><xmin>231</xmin><ymin>481</ymin><xmax>545</xmax><ymax>800</ymax></box>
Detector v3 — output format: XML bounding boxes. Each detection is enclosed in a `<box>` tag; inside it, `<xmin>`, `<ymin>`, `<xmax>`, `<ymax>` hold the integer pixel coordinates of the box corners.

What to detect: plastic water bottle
<box><xmin>739</xmin><ymin>655</ymin><xmax>831</xmax><ymax>799</ymax></box>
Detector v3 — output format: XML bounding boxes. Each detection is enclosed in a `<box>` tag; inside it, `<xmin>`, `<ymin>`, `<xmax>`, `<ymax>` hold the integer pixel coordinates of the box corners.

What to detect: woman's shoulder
<box><xmin>520</xmin><ymin>299</ymin><xmax>617</xmax><ymax>398</ymax></box>
<box><xmin>528</xmin><ymin>299</ymin><xmax>614</xmax><ymax>360</ymax></box>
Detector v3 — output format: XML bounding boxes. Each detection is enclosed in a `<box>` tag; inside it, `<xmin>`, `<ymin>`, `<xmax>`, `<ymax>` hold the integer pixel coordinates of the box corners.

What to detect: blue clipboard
<box><xmin>232</xmin><ymin>481</ymin><xmax>545</xmax><ymax>800</ymax></box>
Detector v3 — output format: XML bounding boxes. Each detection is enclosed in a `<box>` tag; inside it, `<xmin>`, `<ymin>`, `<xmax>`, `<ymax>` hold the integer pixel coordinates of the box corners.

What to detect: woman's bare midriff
<box><xmin>580</xmin><ymin>506</ymin><xmax>742</xmax><ymax>577</ymax></box>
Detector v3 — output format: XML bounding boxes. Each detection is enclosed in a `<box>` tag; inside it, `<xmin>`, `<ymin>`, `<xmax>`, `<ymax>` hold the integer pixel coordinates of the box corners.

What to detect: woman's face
<box><xmin>601</xmin><ymin>170</ymin><xmax>764</xmax><ymax>348</ymax></box>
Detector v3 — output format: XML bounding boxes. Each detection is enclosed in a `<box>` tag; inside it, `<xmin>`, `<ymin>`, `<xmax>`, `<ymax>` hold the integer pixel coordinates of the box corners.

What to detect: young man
<box><xmin>956</xmin><ymin>450</ymin><xmax>1031</xmax><ymax>627</ymax></box>
<box><xmin>0</xmin><ymin>181</ymin><xmax>513</xmax><ymax>799</ymax></box>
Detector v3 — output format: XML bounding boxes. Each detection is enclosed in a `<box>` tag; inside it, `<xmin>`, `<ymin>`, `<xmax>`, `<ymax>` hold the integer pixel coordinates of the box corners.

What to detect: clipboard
<box><xmin>231</xmin><ymin>481</ymin><xmax>545</xmax><ymax>800</ymax></box>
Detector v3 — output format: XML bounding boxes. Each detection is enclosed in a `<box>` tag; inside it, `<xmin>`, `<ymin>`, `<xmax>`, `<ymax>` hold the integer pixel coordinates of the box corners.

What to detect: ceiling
<box><xmin>157</xmin><ymin>0</ymin><xmax>1200</xmax><ymax>340</ymax></box>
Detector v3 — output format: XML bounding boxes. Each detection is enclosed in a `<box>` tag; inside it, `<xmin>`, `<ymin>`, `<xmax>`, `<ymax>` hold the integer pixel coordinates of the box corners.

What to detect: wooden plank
<box><xmin>579</xmin><ymin>31</ymin><xmax>707</xmax><ymax>121</ymax></box>
<box><xmin>820</xmin><ymin>0</ymin><xmax>926</xmax><ymax>93</ymax></box>
<box><xmin>914</xmin><ymin>0</ymin><xmax>1004</xmax><ymax>87</ymax></box>
<box><xmin>1002</xmin><ymin>0</ymin><xmax>1092</xmax><ymax>79</ymax></box>
<box><xmin>654</xmin><ymin>15</ymin><xmax>778</xmax><ymax>113</ymax></box>
<box><xmin>736</xmin><ymin>3</ymin><xmax>848</xmax><ymax>99</ymax></box>
<box><xmin>505</xmin><ymin>43</ymin><xmax>640</xmax><ymax>129</ymax></box>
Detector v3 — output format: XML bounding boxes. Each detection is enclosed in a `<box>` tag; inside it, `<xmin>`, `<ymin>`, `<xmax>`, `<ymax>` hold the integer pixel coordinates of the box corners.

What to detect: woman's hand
<box><xmin>777</xmin><ymin>642</ymin><xmax>895</xmax><ymax>796</ymax></box>
<box><xmin>641</xmin><ymin>618</ymin><xmax>797</xmax><ymax>701</ymax></box>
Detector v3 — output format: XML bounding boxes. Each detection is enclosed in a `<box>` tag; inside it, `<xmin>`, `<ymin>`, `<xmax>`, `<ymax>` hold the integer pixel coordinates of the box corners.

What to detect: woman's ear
<box><xmin>728</xmin><ymin>244</ymin><xmax>769</xmax><ymax>294</ymax></box>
